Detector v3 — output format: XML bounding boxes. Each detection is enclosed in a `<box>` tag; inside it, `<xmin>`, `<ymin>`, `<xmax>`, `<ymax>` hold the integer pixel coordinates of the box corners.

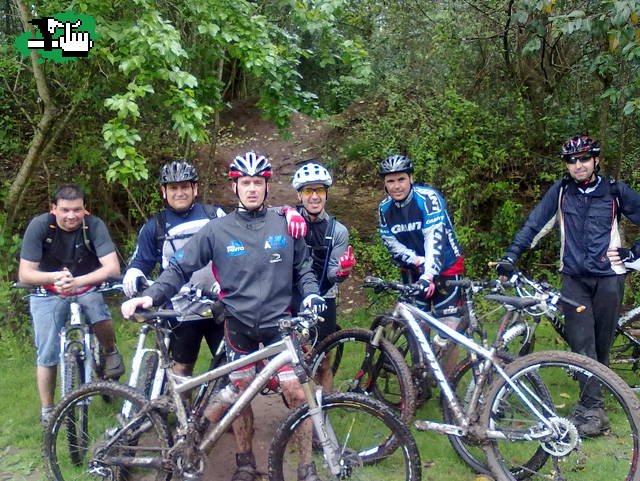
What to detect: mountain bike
<box><xmin>15</xmin><ymin>280</ymin><xmax>123</xmax><ymax>465</ymax></box>
<box><xmin>363</xmin><ymin>276</ymin><xmax>640</xmax><ymax>481</ymax></box>
<box><xmin>43</xmin><ymin>309</ymin><xmax>422</xmax><ymax>481</ymax></box>
<box><xmin>494</xmin><ymin>268</ymin><xmax>640</xmax><ymax>391</ymax></box>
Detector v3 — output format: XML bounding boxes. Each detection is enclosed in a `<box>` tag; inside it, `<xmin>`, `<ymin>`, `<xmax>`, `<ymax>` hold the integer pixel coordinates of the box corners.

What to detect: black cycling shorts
<box><xmin>169</xmin><ymin>317</ymin><xmax>224</xmax><ymax>365</ymax></box>
<box><xmin>224</xmin><ymin>318</ymin><xmax>295</xmax><ymax>378</ymax></box>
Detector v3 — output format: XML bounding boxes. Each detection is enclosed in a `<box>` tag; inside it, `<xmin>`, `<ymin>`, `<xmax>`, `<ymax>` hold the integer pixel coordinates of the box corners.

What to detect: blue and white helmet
<box><xmin>292</xmin><ymin>163</ymin><xmax>333</xmax><ymax>191</ymax></box>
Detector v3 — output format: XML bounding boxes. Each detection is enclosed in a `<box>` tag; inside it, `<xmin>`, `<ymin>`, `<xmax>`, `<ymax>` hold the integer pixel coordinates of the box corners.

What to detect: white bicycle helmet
<box><xmin>292</xmin><ymin>163</ymin><xmax>333</xmax><ymax>191</ymax></box>
<box><xmin>229</xmin><ymin>152</ymin><xmax>272</xmax><ymax>179</ymax></box>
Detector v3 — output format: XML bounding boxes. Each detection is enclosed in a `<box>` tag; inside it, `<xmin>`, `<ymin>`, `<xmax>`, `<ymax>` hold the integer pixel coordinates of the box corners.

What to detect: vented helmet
<box><xmin>229</xmin><ymin>152</ymin><xmax>272</xmax><ymax>179</ymax></box>
<box><xmin>379</xmin><ymin>154</ymin><xmax>414</xmax><ymax>176</ymax></box>
<box><xmin>292</xmin><ymin>163</ymin><xmax>333</xmax><ymax>190</ymax></box>
<box><xmin>159</xmin><ymin>161</ymin><xmax>198</xmax><ymax>184</ymax></box>
<box><xmin>561</xmin><ymin>135</ymin><xmax>600</xmax><ymax>161</ymax></box>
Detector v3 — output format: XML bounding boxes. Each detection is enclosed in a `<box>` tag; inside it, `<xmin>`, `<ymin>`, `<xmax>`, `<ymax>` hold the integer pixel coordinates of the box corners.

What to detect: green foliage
<box><xmin>342</xmin><ymin>86</ymin><xmax>561</xmax><ymax>276</ymax></box>
<box><xmin>0</xmin><ymin>213</ymin><xmax>29</xmax><ymax>341</ymax></box>
<box><xmin>349</xmin><ymin>227</ymin><xmax>400</xmax><ymax>281</ymax></box>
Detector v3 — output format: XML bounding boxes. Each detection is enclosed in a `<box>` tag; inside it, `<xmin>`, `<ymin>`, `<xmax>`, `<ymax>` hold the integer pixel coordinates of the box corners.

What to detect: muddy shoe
<box><xmin>575</xmin><ymin>407</ymin><xmax>610</xmax><ymax>437</ymax></box>
<box><xmin>103</xmin><ymin>350</ymin><xmax>125</xmax><ymax>380</ymax></box>
<box><xmin>231</xmin><ymin>452</ymin><xmax>257</xmax><ymax>481</ymax></box>
<box><xmin>297</xmin><ymin>462</ymin><xmax>324</xmax><ymax>481</ymax></box>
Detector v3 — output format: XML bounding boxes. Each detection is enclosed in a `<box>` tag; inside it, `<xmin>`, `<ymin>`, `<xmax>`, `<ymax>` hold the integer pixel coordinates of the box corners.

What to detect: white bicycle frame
<box><xmin>59</xmin><ymin>300</ymin><xmax>96</xmax><ymax>396</ymax></box>
<box><xmin>391</xmin><ymin>301</ymin><xmax>561</xmax><ymax>441</ymax></box>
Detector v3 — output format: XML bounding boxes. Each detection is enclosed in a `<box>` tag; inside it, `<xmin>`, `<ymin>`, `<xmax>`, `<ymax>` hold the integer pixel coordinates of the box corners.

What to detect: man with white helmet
<box><xmin>122</xmin><ymin>152</ymin><xmax>325</xmax><ymax>481</ymax></box>
<box><xmin>291</xmin><ymin>161</ymin><xmax>356</xmax><ymax>390</ymax></box>
<box><xmin>122</xmin><ymin>160</ymin><xmax>226</xmax><ymax>376</ymax></box>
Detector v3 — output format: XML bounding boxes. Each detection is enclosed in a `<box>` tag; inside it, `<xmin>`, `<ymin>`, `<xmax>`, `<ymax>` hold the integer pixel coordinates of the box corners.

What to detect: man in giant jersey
<box><xmin>378</xmin><ymin>154</ymin><xmax>465</xmax><ymax>378</ymax></box>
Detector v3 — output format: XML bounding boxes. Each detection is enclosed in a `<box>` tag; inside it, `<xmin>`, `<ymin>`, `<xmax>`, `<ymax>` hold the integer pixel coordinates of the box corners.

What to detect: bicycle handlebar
<box><xmin>13</xmin><ymin>279</ymin><xmax>125</xmax><ymax>295</ymax></box>
<box><xmin>362</xmin><ymin>276</ymin><xmax>418</xmax><ymax>296</ymax></box>
<box><xmin>131</xmin><ymin>307</ymin><xmax>323</xmax><ymax>332</ymax></box>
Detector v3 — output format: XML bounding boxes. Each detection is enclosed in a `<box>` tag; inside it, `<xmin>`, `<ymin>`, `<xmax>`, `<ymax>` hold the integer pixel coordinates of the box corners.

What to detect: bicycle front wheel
<box><xmin>371</xmin><ymin>314</ymin><xmax>431</xmax><ymax>404</ymax></box>
<box><xmin>268</xmin><ymin>392</ymin><xmax>421</xmax><ymax>481</ymax></box>
<box><xmin>62</xmin><ymin>348</ymin><xmax>89</xmax><ymax>466</ymax></box>
<box><xmin>134</xmin><ymin>351</ymin><xmax>160</xmax><ymax>398</ymax></box>
<box><xmin>481</xmin><ymin>351</ymin><xmax>640</xmax><ymax>481</ymax></box>
<box><xmin>43</xmin><ymin>381</ymin><xmax>172</xmax><ymax>481</ymax></box>
<box><xmin>609</xmin><ymin>315</ymin><xmax>640</xmax><ymax>390</ymax></box>
<box><xmin>443</xmin><ymin>350</ymin><xmax>550</xmax><ymax>479</ymax></box>
<box><xmin>309</xmin><ymin>327</ymin><xmax>416</xmax><ymax>423</ymax></box>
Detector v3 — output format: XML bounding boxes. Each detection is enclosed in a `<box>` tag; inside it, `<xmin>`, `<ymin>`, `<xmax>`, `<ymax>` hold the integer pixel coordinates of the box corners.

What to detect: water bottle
<box><xmin>204</xmin><ymin>383</ymin><xmax>240</xmax><ymax>423</ymax></box>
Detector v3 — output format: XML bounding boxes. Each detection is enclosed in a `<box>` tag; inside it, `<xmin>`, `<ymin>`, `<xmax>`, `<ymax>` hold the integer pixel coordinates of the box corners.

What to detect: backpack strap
<box><xmin>609</xmin><ymin>178</ymin><xmax>621</xmax><ymax>221</ymax></box>
<box><xmin>202</xmin><ymin>203</ymin><xmax>219</xmax><ymax>220</ymax></box>
<box><xmin>319</xmin><ymin>216</ymin><xmax>336</xmax><ymax>292</ymax></box>
<box><xmin>43</xmin><ymin>213</ymin><xmax>57</xmax><ymax>251</ymax></box>
<box><xmin>80</xmin><ymin>217</ymin><xmax>96</xmax><ymax>254</ymax></box>
<box><xmin>154</xmin><ymin>210</ymin><xmax>170</xmax><ymax>256</ymax></box>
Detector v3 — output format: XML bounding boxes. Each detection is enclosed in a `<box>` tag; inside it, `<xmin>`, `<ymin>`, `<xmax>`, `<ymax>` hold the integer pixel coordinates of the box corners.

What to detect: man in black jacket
<box><xmin>496</xmin><ymin>135</ymin><xmax>640</xmax><ymax>436</ymax></box>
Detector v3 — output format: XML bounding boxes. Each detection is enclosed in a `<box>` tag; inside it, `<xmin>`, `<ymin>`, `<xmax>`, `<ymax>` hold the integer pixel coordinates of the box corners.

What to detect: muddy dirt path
<box><xmin>194</xmin><ymin>99</ymin><xmax>370</xmax><ymax>480</ymax></box>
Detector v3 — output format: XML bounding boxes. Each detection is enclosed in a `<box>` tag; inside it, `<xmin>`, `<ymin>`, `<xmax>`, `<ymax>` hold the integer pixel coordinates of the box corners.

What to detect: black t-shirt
<box><xmin>20</xmin><ymin>213</ymin><xmax>115</xmax><ymax>276</ymax></box>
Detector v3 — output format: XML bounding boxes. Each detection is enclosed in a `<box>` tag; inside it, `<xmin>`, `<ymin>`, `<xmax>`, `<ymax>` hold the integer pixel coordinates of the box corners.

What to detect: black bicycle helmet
<box><xmin>229</xmin><ymin>152</ymin><xmax>272</xmax><ymax>180</ymax></box>
<box><xmin>159</xmin><ymin>161</ymin><xmax>198</xmax><ymax>184</ymax></box>
<box><xmin>379</xmin><ymin>154</ymin><xmax>414</xmax><ymax>176</ymax></box>
<box><xmin>561</xmin><ymin>135</ymin><xmax>600</xmax><ymax>161</ymax></box>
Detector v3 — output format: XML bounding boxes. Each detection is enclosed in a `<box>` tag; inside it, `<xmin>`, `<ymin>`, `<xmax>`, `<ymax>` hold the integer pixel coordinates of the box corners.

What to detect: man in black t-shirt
<box><xmin>19</xmin><ymin>184</ymin><xmax>123</xmax><ymax>424</ymax></box>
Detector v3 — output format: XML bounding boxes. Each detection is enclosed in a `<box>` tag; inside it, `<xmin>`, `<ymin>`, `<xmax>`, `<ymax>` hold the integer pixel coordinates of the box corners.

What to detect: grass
<box><xmin>1</xmin><ymin>297</ymin><xmax>639</xmax><ymax>481</ymax></box>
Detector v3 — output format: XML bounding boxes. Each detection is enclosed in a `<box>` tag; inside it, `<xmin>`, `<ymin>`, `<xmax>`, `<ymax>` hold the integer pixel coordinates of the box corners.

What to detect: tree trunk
<box><xmin>6</xmin><ymin>0</ymin><xmax>59</xmax><ymax>231</ymax></box>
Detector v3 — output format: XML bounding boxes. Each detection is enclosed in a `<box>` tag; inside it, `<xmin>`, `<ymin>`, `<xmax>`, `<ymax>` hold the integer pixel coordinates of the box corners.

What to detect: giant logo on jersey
<box><xmin>226</xmin><ymin>240</ymin><xmax>246</xmax><ymax>256</ymax></box>
<box><xmin>391</xmin><ymin>221</ymin><xmax>422</xmax><ymax>234</ymax></box>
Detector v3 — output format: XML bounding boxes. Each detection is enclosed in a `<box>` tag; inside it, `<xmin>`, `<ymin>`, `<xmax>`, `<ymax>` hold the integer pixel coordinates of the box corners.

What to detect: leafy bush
<box><xmin>341</xmin><ymin>87</ymin><xmax>566</xmax><ymax>277</ymax></box>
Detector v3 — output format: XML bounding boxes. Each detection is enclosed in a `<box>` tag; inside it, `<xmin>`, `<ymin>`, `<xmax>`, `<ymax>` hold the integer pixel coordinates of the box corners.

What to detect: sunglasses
<box><xmin>300</xmin><ymin>186</ymin><xmax>327</xmax><ymax>196</ymax></box>
<box><xmin>564</xmin><ymin>154</ymin><xmax>594</xmax><ymax>164</ymax></box>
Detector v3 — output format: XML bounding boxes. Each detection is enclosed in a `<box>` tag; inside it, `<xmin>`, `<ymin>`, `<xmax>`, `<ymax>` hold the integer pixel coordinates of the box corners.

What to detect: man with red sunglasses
<box><xmin>496</xmin><ymin>134</ymin><xmax>640</xmax><ymax>437</ymax></box>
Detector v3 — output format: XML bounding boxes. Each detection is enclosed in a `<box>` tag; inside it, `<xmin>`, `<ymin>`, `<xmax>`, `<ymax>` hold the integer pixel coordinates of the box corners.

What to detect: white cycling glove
<box><xmin>302</xmin><ymin>294</ymin><xmax>327</xmax><ymax>314</ymax></box>
<box><xmin>123</xmin><ymin>268</ymin><xmax>147</xmax><ymax>298</ymax></box>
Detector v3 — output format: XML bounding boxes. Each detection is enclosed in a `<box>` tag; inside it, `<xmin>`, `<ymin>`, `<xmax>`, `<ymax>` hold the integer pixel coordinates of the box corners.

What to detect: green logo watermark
<box><xmin>15</xmin><ymin>11</ymin><xmax>96</xmax><ymax>64</ymax></box>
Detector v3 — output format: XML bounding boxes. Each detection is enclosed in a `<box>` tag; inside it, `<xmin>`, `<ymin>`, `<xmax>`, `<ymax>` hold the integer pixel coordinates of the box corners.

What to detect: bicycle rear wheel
<box><xmin>43</xmin><ymin>381</ymin><xmax>172</xmax><ymax>481</ymax></box>
<box><xmin>268</xmin><ymin>392</ymin><xmax>421</xmax><ymax>481</ymax></box>
<box><xmin>62</xmin><ymin>347</ymin><xmax>88</xmax><ymax>466</ymax></box>
<box><xmin>481</xmin><ymin>351</ymin><xmax>640</xmax><ymax>481</ymax></box>
<box><xmin>309</xmin><ymin>327</ymin><xmax>416</xmax><ymax>423</ymax></box>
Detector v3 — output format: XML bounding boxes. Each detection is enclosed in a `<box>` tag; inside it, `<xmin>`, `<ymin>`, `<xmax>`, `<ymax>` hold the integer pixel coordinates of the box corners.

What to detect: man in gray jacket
<box><xmin>122</xmin><ymin>152</ymin><xmax>326</xmax><ymax>481</ymax></box>
<box><xmin>291</xmin><ymin>162</ymin><xmax>355</xmax><ymax>390</ymax></box>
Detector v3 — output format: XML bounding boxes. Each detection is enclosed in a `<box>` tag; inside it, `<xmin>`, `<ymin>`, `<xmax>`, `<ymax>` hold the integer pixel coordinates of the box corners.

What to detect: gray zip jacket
<box><xmin>144</xmin><ymin>208</ymin><xmax>319</xmax><ymax>328</ymax></box>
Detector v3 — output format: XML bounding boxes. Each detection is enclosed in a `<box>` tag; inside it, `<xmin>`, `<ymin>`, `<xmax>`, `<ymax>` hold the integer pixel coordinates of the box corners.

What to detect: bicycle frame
<box><xmin>391</xmin><ymin>301</ymin><xmax>558</xmax><ymax>440</ymax></box>
<box><xmin>105</xmin><ymin>317</ymin><xmax>345</xmax><ymax>477</ymax></box>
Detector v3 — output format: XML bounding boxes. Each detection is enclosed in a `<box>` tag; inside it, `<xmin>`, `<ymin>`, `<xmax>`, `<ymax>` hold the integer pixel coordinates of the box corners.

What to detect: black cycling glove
<box><xmin>495</xmin><ymin>255</ymin><xmax>516</xmax><ymax>277</ymax></box>
<box><xmin>616</xmin><ymin>247</ymin><xmax>638</xmax><ymax>263</ymax></box>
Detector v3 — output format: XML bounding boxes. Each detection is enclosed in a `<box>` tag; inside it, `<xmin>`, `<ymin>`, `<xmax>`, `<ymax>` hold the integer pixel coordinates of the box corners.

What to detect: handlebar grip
<box><xmin>559</xmin><ymin>295</ymin><xmax>586</xmax><ymax>312</ymax></box>
<box><xmin>13</xmin><ymin>282</ymin><xmax>34</xmax><ymax>289</ymax></box>
<box><xmin>487</xmin><ymin>261</ymin><xmax>498</xmax><ymax>267</ymax></box>
<box><xmin>132</xmin><ymin>308</ymin><xmax>179</xmax><ymax>322</ymax></box>
<box><xmin>445</xmin><ymin>279</ymin><xmax>472</xmax><ymax>287</ymax></box>
<box><xmin>107</xmin><ymin>274</ymin><xmax>123</xmax><ymax>283</ymax></box>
